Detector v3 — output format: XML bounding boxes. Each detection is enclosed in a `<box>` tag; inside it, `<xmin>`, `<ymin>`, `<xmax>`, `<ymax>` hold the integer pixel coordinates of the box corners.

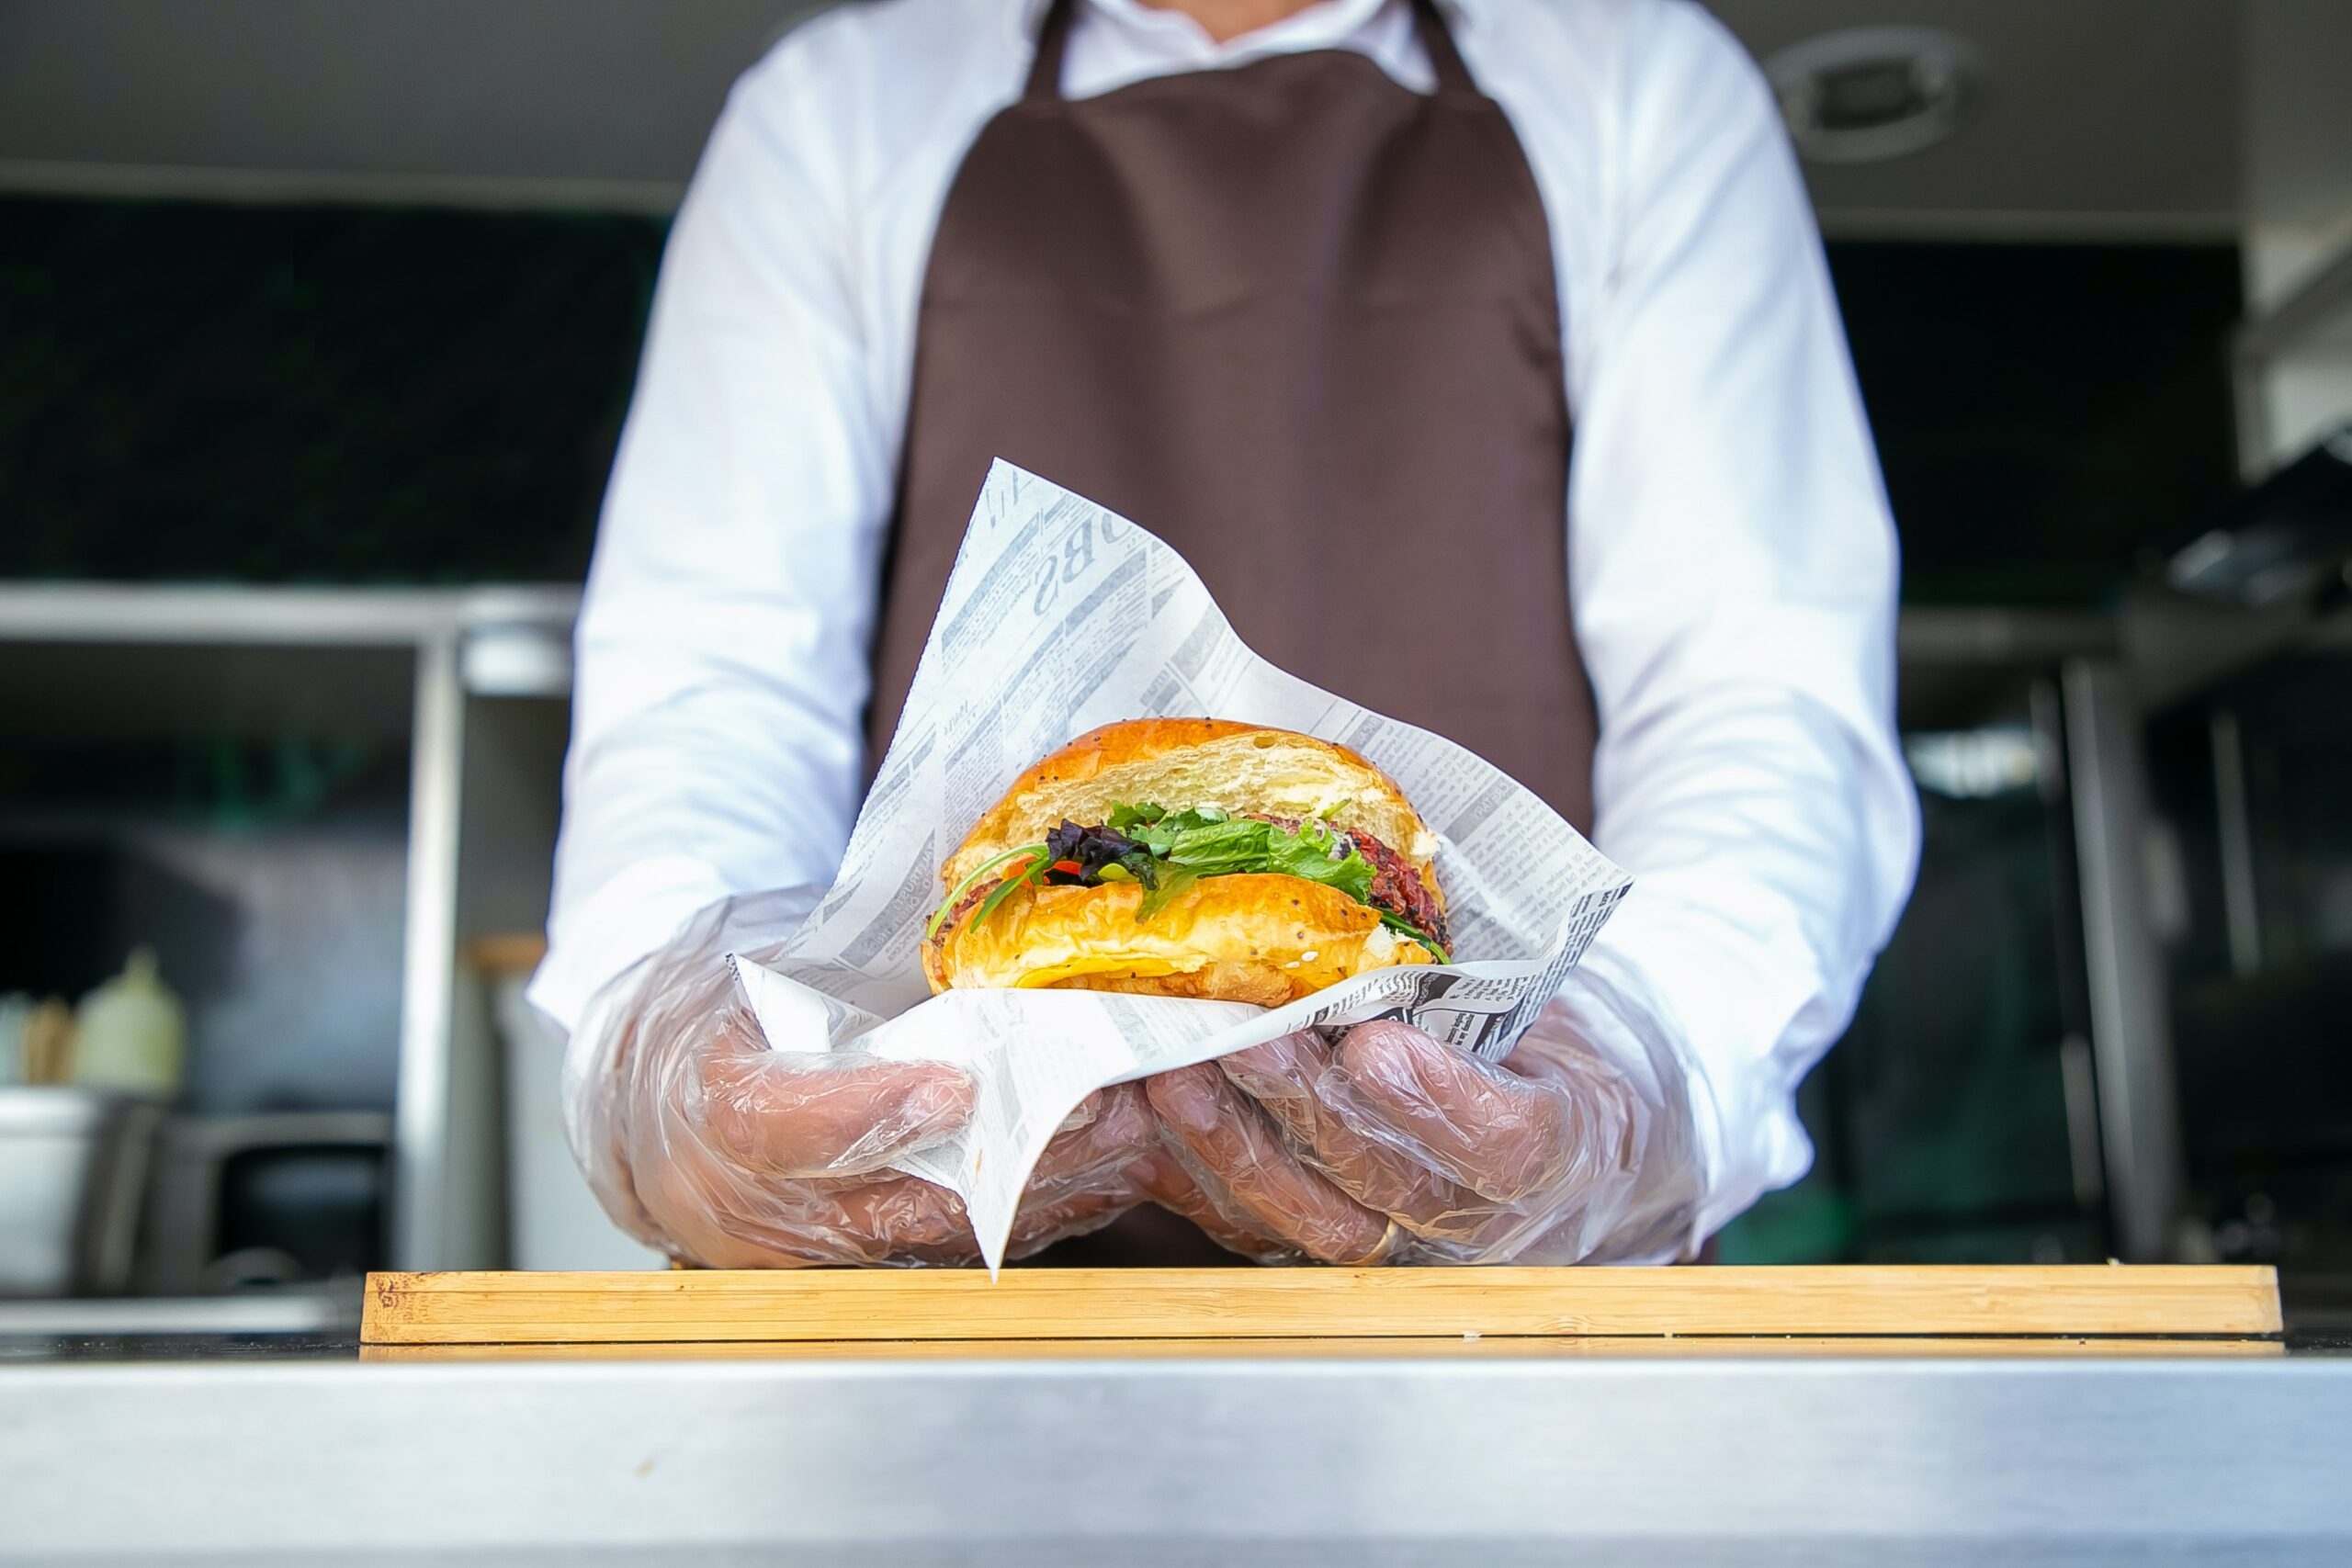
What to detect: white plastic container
<box><xmin>0</xmin><ymin>1088</ymin><xmax>162</xmax><ymax>1295</ymax></box>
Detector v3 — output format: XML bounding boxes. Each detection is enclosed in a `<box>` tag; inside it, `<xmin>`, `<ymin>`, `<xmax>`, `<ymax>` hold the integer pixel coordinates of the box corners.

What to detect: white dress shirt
<box><xmin>533</xmin><ymin>0</ymin><xmax>1921</xmax><ymax>1255</ymax></box>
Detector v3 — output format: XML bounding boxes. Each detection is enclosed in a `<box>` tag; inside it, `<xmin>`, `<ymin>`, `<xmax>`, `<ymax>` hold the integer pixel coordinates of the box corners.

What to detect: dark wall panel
<box><xmin>1829</xmin><ymin>241</ymin><xmax>2244</xmax><ymax>605</ymax></box>
<box><xmin>0</xmin><ymin>199</ymin><xmax>2244</xmax><ymax>602</ymax></box>
<box><xmin>0</xmin><ymin>197</ymin><xmax>662</xmax><ymax>581</ymax></box>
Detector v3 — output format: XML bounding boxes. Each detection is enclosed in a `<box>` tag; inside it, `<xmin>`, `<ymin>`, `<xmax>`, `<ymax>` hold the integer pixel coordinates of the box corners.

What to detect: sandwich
<box><xmin>923</xmin><ymin>718</ymin><xmax>1449</xmax><ymax>1006</ymax></box>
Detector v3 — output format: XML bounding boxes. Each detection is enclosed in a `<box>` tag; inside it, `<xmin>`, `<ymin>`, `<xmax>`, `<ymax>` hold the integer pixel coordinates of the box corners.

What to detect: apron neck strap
<box><xmin>1408</xmin><ymin>0</ymin><xmax>1476</xmax><ymax>95</ymax></box>
<box><xmin>1024</xmin><ymin>0</ymin><xmax>1475</xmax><ymax>103</ymax></box>
<box><xmin>1024</xmin><ymin>0</ymin><xmax>1079</xmax><ymax>101</ymax></box>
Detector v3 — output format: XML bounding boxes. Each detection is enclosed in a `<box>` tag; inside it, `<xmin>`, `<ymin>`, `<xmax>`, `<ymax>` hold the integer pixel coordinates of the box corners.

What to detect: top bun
<box><xmin>943</xmin><ymin>718</ymin><xmax>1437</xmax><ymax>890</ymax></box>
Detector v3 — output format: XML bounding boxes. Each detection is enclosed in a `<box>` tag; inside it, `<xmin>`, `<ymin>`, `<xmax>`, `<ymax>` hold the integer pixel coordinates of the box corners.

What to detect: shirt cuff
<box><xmin>1549</xmin><ymin>883</ymin><xmax>1825</xmax><ymax>1248</ymax></box>
<box><xmin>525</xmin><ymin>855</ymin><xmax>738</xmax><ymax>1039</ymax></box>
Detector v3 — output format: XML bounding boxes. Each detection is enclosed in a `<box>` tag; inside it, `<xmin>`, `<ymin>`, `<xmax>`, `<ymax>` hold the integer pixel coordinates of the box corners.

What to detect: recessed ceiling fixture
<box><xmin>1764</xmin><ymin>27</ymin><xmax>1984</xmax><ymax>164</ymax></box>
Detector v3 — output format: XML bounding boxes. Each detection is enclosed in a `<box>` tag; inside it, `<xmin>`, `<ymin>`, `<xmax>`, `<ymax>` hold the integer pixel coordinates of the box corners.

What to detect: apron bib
<box><xmin>870</xmin><ymin>0</ymin><xmax>1597</xmax><ymax>1260</ymax></box>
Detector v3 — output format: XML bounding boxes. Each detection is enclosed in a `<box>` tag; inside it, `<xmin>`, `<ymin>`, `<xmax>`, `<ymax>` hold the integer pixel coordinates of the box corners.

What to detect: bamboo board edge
<box><xmin>360</xmin><ymin>1334</ymin><xmax>2290</xmax><ymax>1364</ymax></box>
<box><xmin>364</xmin><ymin>1266</ymin><xmax>2282</xmax><ymax>1346</ymax></box>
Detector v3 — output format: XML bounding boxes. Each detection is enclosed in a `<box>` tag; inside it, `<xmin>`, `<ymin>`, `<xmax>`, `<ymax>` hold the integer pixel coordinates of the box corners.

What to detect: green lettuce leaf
<box><xmin>1115</xmin><ymin>805</ymin><xmax>1377</xmax><ymax>908</ymax></box>
<box><xmin>934</xmin><ymin>800</ymin><xmax>1438</xmax><ymax>958</ymax></box>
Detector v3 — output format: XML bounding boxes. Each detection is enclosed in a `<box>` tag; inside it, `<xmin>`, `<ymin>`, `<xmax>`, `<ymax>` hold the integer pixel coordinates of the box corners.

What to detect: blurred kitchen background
<box><xmin>3</xmin><ymin>1</ymin><xmax>2349</xmax><ymax>1334</ymax></box>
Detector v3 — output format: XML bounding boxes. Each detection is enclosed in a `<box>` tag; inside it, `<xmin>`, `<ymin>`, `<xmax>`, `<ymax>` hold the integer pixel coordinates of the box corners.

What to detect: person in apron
<box><xmin>539</xmin><ymin>0</ymin><xmax>1917</xmax><ymax>1269</ymax></box>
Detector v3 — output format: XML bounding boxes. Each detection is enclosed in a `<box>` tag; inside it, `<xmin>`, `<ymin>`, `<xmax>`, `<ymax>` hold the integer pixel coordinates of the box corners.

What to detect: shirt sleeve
<box><xmin>1550</xmin><ymin>0</ymin><xmax>1921</xmax><ymax>1249</ymax></box>
<box><xmin>527</xmin><ymin>38</ymin><xmax>892</xmax><ymax>1036</ymax></box>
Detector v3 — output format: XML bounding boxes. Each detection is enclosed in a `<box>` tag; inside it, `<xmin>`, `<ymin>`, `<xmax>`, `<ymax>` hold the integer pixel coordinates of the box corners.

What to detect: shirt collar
<box><xmin>1016</xmin><ymin>0</ymin><xmax>1414</xmax><ymax>64</ymax></box>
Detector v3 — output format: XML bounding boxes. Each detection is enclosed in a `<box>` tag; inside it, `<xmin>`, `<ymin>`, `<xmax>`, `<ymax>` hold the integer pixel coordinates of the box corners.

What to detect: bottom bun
<box><xmin>925</xmin><ymin>874</ymin><xmax>1433</xmax><ymax>1007</ymax></box>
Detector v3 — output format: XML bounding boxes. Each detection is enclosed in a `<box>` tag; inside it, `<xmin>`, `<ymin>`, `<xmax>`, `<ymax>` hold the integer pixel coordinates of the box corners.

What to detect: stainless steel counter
<box><xmin>4</xmin><ymin>1349</ymin><xmax>2349</xmax><ymax>1564</ymax></box>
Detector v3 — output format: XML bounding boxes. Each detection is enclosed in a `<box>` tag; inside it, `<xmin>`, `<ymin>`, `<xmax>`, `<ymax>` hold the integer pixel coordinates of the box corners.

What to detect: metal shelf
<box><xmin>0</xmin><ymin>590</ymin><xmax>2194</xmax><ymax>1271</ymax></box>
<box><xmin>0</xmin><ymin>585</ymin><xmax>578</xmax><ymax>1273</ymax></box>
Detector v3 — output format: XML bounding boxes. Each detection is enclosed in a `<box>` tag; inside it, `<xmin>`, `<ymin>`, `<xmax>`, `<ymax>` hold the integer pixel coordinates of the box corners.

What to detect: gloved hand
<box><xmin>1140</xmin><ymin>1012</ymin><xmax>1654</xmax><ymax>1265</ymax></box>
<box><xmin>568</xmin><ymin>896</ymin><xmax>1159</xmax><ymax>1267</ymax></box>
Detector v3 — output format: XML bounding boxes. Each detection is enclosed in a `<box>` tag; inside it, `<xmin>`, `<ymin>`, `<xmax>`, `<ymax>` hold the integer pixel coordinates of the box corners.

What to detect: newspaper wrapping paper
<box><xmin>727</xmin><ymin>460</ymin><xmax>1632</xmax><ymax>1271</ymax></box>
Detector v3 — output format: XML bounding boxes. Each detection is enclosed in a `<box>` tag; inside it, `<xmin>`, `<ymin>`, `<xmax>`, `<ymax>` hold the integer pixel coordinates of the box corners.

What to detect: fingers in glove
<box><xmin>831</xmin><ymin>1175</ymin><xmax>983</xmax><ymax>1266</ymax></box>
<box><xmin>1332</xmin><ymin>1021</ymin><xmax>1568</xmax><ymax>1204</ymax></box>
<box><xmin>1146</xmin><ymin>1063</ymin><xmax>1390</xmax><ymax>1264</ymax></box>
<box><xmin>1001</xmin><ymin>1175</ymin><xmax>1147</xmax><ymax>1262</ymax></box>
<box><xmin>696</xmin><ymin>1036</ymin><xmax>976</xmax><ymax>1180</ymax></box>
<box><xmin>1010</xmin><ymin>1085</ymin><xmax>1158</xmax><ymax>1258</ymax></box>
<box><xmin>1028</xmin><ymin>1083</ymin><xmax>1157</xmax><ymax>1199</ymax></box>
<box><xmin>714</xmin><ymin>1173</ymin><xmax>978</xmax><ymax>1267</ymax></box>
<box><xmin>689</xmin><ymin>1087</ymin><xmax>1154</xmax><ymax>1268</ymax></box>
<box><xmin>1128</xmin><ymin>1147</ymin><xmax>1301</xmax><ymax>1266</ymax></box>
<box><xmin>1221</xmin><ymin>1031</ymin><xmax>1469</xmax><ymax>1225</ymax></box>
<box><xmin>640</xmin><ymin>1152</ymin><xmax>976</xmax><ymax>1269</ymax></box>
<box><xmin>1223</xmin><ymin>1033</ymin><xmax>1534</xmax><ymax>1251</ymax></box>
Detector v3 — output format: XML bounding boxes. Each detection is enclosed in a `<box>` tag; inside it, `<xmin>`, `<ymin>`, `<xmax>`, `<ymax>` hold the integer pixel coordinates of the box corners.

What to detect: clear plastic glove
<box><xmin>567</xmin><ymin>892</ymin><xmax>1159</xmax><ymax>1267</ymax></box>
<box><xmin>1141</xmin><ymin>1011</ymin><xmax>1670</xmax><ymax>1265</ymax></box>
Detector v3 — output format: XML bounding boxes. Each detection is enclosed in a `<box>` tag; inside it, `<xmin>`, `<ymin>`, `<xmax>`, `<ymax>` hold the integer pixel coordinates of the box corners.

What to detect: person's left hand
<box><xmin>1139</xmin><ymin>1018</ymin><xmax>1644</xmax><ymax>1265</ymax></box>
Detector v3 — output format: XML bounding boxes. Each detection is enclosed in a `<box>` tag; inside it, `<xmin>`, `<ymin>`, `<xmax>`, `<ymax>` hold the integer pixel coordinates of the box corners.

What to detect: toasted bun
<box><xmin>924</xmin><ymin>874</ymin><xmax>1433</xmax><ymax>1005</ymax></box>
<box><xmin>928</xmin><ymin>719</ymin><xmax>1442</xmax><ymax>1004</ymax></box>
<box><xmin>942</xmin><ymin>718</ymin><xmax>1437</xmax><ymax>889</ymax></box>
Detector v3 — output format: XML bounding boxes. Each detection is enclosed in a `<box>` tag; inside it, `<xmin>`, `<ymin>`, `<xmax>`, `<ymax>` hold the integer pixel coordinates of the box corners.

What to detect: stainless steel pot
<box><xmin>0</xmin><ymin>1087</ymin><xmax>164</xmax><ymax>1296</ymax></box>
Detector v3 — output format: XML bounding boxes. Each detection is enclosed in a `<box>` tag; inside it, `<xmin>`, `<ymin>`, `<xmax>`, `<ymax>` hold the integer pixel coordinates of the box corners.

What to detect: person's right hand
<box><xmin>1134</xmin><ymin>1015</ymin><xmax>1645</xmax><ymax>1266</ymax></box>
<box><xmin>574</xmin><ymin>922</ymin><xmax>1157</xmax><ymax>1268</ymax></box>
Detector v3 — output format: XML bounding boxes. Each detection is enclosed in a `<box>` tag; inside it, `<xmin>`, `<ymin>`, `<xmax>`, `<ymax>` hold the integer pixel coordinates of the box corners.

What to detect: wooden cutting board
<box><xmin>360</xmin><ymin>1335</ymin><xmax>2287</xmax><ymax>1362</ymax></box>
<box><xmin>363</xmin><ymin>1266</ymin><xmax>2281</xmax><ymax>1356</ymax></box>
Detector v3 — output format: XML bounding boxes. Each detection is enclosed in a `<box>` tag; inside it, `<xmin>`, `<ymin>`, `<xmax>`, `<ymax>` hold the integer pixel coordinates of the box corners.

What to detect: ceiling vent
<box><xmin>1765</xmin><ymin>27</ymin><xmax>1983</xmax><ymax>164</ymax></box>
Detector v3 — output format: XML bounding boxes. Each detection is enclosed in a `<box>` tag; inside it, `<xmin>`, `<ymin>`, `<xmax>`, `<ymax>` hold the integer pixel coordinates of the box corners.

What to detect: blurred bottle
<box><xmin>20</xmin><ymin>998</ymin><xmax>76</xmax><ymax>1086</ymax></box>
<box><xmin>72</xmin><ymin>948</ymin><xmax>185</xmax><ymax>1097</ymax></box>
<box><xmin>0</xmin><ymin>993</ymin><xmax>31</xmax><ymax>1084</ymax></box>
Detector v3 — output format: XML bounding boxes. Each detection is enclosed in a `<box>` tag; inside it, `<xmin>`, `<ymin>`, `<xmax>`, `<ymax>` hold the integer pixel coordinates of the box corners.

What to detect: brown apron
<box><xmin>869</xmin><ymin>0</ymin><xmax>1598</xmax><ymax>1263</ymax></box>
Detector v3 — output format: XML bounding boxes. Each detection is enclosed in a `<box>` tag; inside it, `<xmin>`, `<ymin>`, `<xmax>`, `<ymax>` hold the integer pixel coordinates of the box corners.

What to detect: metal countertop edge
<box><xmin>7</xmin><ymin>1349</ymin><xmax>2351</xmax><ymax>1383</ymax></box>
<box><xmin>4</xmin><ymin>1356</ymin><xmax>2348</xmax><ymax>1559</ymax></box>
